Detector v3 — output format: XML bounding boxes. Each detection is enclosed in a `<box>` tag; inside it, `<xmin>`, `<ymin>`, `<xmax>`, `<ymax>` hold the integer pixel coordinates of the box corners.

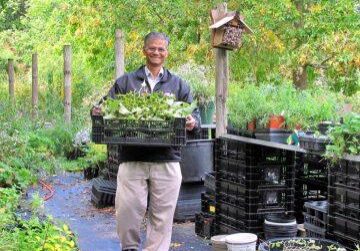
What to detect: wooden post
<box><xmin>64</xmin><ymin>45</ymin><xmax>72</xmax><ymax>124</ymax></box>
<box><xmin>32</xmin><ymin>53</ymin><xmax>39</xmax><ymax>117</ymax></box>
<box><xmin>214</xmin><ymin>3</ymin><xmax>229</xmax><ymax>137</ymax></box>
<box><xmin>115</xmin><ymin>29</ymin><xmax>125</xmax><ymax>79</ymax></box>
<box><xmin>7</xmin><ymin>59</ymin><xmax>15</xmax><ymax>102</ymax></box>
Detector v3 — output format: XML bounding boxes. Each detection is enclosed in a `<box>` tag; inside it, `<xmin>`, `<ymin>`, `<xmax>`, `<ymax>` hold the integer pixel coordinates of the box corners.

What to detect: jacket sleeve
<box><xmin>178</xmin><ymin>79</ymin><xmax>201</xmax><ymax>133</ymax></box>
<box><xmin>108</xmin><ymin>76</ymin><xmax>127</xmax><ymax>98</ymax></box>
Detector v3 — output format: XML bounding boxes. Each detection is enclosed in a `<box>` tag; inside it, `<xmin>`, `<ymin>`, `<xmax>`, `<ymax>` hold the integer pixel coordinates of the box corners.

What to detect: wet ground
<box><xmin>29</xmin><ymin>171</ymin><xmax>212</xmax><ymax>251</ymax></box>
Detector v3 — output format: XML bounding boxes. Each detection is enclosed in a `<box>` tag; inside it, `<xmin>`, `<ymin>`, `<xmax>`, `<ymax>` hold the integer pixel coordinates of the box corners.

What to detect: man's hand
<box><xmin>92</xmin><ymin>106</ymin><xmax>102</xmax><ymax>116</ymax></box>
<box><xmin>185</xmin><ymin>115</ymin><xmax>196</xmax><ymax>131</ymax></box>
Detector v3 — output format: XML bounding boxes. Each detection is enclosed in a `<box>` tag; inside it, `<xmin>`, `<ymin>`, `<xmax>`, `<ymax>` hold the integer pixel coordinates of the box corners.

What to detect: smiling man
<box><xmin>102</xmin><ymin>32</ymin><xmax>200</xmax><ymax>251</ymax></box>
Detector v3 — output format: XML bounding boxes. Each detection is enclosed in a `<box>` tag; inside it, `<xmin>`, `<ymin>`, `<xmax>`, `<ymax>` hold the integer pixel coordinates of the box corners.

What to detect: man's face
<box><xmin>143</xmin><ymin>38</ymin><xmax>168</xmax><ymax>67</ymax></box>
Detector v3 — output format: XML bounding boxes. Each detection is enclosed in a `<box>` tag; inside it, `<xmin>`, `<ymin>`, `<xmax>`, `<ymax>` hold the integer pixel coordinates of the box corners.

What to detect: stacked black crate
<box><xmin>195</xmin><ymin>172</ymin><xmax>216</xmax><ymax>238</ymax></box>
<box><xmin>202</xmin><ymin>172</ymin><xmax>216</xmax><ymax>215</ymax></box>
<box><xmin>214</xmin><ymin>137</ymin><xmax>296</xmax><ymax>236</ymax></box>
<box><xmin>295</xmin><ymin>153</ymin><xmax>328</xmax><ymax>223</ymax></box>
<box><xmin>103</xmin><ymin>144</ymin><xmax>120</xmax><ymax>180</ymax></box>
<box><xmin>194</xmin><ymin>126</ymin><xmax>216</xmax><ymax>237</ymax></box>
<box><xmin>91</xmin><ymin>144</ymin><xmax>118</xmax><ymax>207</ymax></box>
<box><xmin>327</xmin><ymin>158</ymin><xmax>360</xmax><ymax>250</ymax></box>
<box><xmin>303</xmin><ymin>200</ymin><xmax>328</xmax><ymax>238</ymax></box>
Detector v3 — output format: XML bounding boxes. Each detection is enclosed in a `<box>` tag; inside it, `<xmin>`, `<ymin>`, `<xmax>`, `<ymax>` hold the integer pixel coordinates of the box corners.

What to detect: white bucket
<box><xmin>211</xmin><ymin>235</ymin><xmax>228</xmax><ymax>251</ymax></box>
<box><xmin>225</xmin><ymin>233</ymin><xmax>257</xmax><ymax>251</ymax></box>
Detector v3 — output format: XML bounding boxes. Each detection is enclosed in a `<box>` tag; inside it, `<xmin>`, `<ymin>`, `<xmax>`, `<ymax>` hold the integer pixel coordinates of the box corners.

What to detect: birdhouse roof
<box><xmin>209</xmin><ymin>11</ymin><xmax>253</xmax><ymax>34</ymax></box>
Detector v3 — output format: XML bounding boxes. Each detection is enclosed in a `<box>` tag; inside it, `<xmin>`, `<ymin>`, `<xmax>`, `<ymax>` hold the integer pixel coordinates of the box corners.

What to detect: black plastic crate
<box><xmin>329</xmin><ymin>174</ymin><xmax>360</xmax><ymax>191</ymax></box>
<box><xmin>328</xmin><ymin>186</ymin><xmax>360</xmax><ymax>209</ymax></box>
<box><xmin>215</xmin><ymin>138</ymin><xmax>253</xmax><ymax>161</ymax></box>
<box><xmin>304</xmin><ymin>200</ymin><xmax>328</xmax><ymax>225</ymax></box>
<box><xmin>217</xmin><ymin>179</ymin><xmax>294</xmax><ymax>208</ymax></box>
<box><xmin>195</xmin><ymin>212</ymin><xmax>215</xmax><ymax>238</ymax></box>
<box><xmin>216</xmin><ymin>189</ymin><xmax>294</xmax><ymax>213</ymax></box>
<box><xmin>204</xmin><ymin>172</ymin><xmax>216</xmax><ymax>194</ymax></box>
<box><xmin>217</xmin><ymin>160</ymin><xmax>295</xmax><ymax>189</ymax></box>
<box><xmin>216</xmin><ymin>137</ymin><xmax>296</xmax><ymax>166</ymax></box>
<box><xmin>91</xmin><ymin>115</ymin><xmax>104</xmax><ymax>143</ymax></box>
<box><xmin>298</xmin><ymin>134</ymin><xmax>330</xmax><ymax>153</ymax></box>
<box><xmin>295</xmin><ymin>178</ymin><xmax>328</xmax><ymax>200</ymax></box>
<box><xmin>330</xmin><ymin>159</ymin><xmax>360</xmax><ymax>179</ymax></box>
<box><xmin>297</xmin><ymin>154</ymin><xmax>328</xmax><ymax>180</ymax></box>
<box><xmin>214</xmin><ymin>222</ymin><xmax>239</xmax><ymax>235</ymax></box>
<box><xmin>201</xmin><ymin>192</ymin><xmax>215</xmax><ymax>215</ymax></box>
<box><xmin>215</xmin><ymin>214</ymin><xmax>263</xmax><ymax>234</ymax></box>
<box><xmin>217</xmin><ymin>200</ymin><xmax>291</xmax><ymax>222</ymax></box>
<box><xmin>328</xmin><ymin>215</ymin><xmax>360</xmax><ymax>242</ymax></box>
<box><xmin>304</xmin><ymin>222</ymin><xmax>326</xmax><ymax>238</ymax></box>
<box><xmin>326</xmin><ymin>232</ymin><xmax>360</xmax><ymax>251</ymax></box>
<box><xmin>103</xmin><ymin>118</ymin><xmax>186</xmax><ymax>147</ymax></box>
<box><xmin>329</xmin><ymin>202</ymin><xmax>360</xmax><ymax>221</ymax></box>
<box><xmin>91</xmin><ymin>177</ymin><xmax>116</xmax><ymax>207</ymax></box>
<box><xmin>304</xmin><ymin>153</ymin><xmax>328</xmax><ymax>166</ymax></box>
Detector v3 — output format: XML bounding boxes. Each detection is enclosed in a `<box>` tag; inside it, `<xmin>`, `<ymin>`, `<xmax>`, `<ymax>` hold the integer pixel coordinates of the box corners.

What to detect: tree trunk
<box><xmin>293</xmin><ymin>65</ymin><xmax>308</xmax><ymax>89</ymax></box>
<box><xmin>32</xmin><ymin>53</ymin><xmax>39</xmax><ymax>118</ymax></box>
<box><xmin>64</xmin><ymin>45</ymin><xmax>72</xmax><ymax>124</ymax></box>
<box><xmin>115</xmin><ymin>29</ymin><xmax>125</xmax><ymax>79</ymax></box>
<box><xmin>7</xmin><ymin>59</ymin><xmax>15</xmax><ymax>102</ymax></box>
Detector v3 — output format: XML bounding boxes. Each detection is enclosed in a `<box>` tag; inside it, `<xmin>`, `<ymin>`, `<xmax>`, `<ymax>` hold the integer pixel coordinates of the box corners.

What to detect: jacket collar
<box><xmin>135</xmin><ymin>65</ymin><xmax>171</xmax><ymax>83</ymax></box>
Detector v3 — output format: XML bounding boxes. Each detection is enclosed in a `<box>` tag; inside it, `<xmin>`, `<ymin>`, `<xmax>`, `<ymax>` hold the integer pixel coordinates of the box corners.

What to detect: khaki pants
<box><xmin>115</xmin><ymin>162</ymin><xmax>182</xmax><ymax>251</ymax></box>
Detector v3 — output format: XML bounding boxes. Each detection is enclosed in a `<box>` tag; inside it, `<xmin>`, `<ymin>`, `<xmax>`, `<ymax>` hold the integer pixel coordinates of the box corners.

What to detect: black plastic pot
<box><xmin>264</xmin><ymin>214</ymin><xmax>297</xmax><ymax>240</ymax></box>
<box><xmin>255</xmin><ymin>129</ymin><xmax>292</xmax><ymax>144</ymax></box>
<box><xmin>180</xmin><ymin>139</ymin><xmax>214</xmax><ymax>183</ymax></box>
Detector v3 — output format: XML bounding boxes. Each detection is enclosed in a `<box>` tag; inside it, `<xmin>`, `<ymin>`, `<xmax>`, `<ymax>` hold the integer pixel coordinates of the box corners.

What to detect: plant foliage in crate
<box><xmin>101</xmin><ymin>92</ymin><xmax>195</xmax><ymax>146</ymax></box>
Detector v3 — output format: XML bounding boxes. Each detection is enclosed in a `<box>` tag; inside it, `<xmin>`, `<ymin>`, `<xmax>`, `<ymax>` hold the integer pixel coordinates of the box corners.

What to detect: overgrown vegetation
<box><xmin>0</xmin><ymin>98</ymin><xmax>106</xmax><ymax>249</ymax></box>
<box><xmin>0</xmin><ymin>0</ymin><xmax>359</xmax><ymax>250</ymax></box>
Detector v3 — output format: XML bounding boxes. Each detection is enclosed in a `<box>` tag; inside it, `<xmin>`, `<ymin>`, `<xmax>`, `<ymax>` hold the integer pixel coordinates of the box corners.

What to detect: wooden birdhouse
<box><xmin>209</xmin><ymin>11</ymin><xmax>253</xmax><ymax>50</ymax></box>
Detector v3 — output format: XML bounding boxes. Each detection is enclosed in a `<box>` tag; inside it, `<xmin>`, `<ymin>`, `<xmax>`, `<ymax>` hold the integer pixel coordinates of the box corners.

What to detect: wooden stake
<box><xmin>7</xmin><ymin>59</ymin><xmax>15</xmax><ymax>102</ymax></box>
<box><xmin>214</xmin><ymin>3</ymin><xmax>229</xmax><ymax>137</ymax></box>
<box><xmin>115</xmin><ymin>29</ymin><xmax>125</xmax><ymax>79</ymax></box>
<box><xmin>64</xmin><ymin>45</ymin><xmax>72</xmax><ymax>123</ymax></box>
<box><xmin>32</xmin><ymin>53</ymin><xmax>39</xmax><ymax>117</ymax></box>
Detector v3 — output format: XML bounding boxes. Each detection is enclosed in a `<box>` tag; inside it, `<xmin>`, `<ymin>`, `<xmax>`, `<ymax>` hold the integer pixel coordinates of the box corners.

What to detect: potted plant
<box><xmin>228</xmin><ymin>83</ymin><xmax>267</xmax><ymax>131</ymax></box>
<box><xmin>255</xmin><ymin>84</ymin><xmax>291</xmax><ymax>129</ymax></box>
<box><xmin>175</xmin><ymin>62</ymin><xmax>215</xmax><ymax>124</ymax></box>
<box><xmin>324</xmin><ymin>112</ymin><xmax>360</xmax><ymax>163</ymax></box>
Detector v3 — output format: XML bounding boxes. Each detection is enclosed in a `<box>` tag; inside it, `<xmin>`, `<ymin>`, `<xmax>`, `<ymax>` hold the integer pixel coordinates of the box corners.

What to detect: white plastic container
<box><xmin>211</xmin><ymin>235</ymin><xmax>228</xmax><ymax>251</ymax></box>
<box><xmin>225</xmin><ymin>233</ymin><xmax>257</xmax><ymax>251</ymax></box>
